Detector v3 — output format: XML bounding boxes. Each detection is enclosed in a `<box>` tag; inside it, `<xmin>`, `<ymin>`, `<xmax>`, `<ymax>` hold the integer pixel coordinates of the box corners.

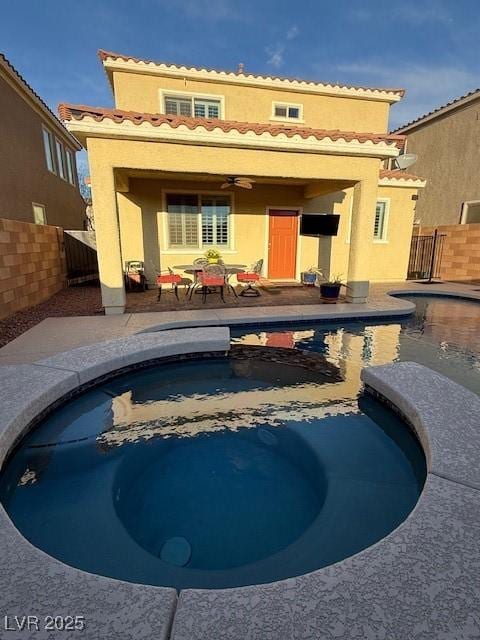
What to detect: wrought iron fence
<box><xmin>407</xmin><ymin>231</ymin><xmax>445</xmax><ymax>281</ymax></box>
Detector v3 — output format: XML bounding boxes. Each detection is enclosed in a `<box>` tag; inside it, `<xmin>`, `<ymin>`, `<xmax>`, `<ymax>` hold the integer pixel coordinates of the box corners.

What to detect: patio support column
<box><xmin>89</xmin><ymin>163</ymin><xmax>126</xmax><ymax>314</ymax></box>
<box><xmin>346</xmin><ymin>179</ymin><xmax>378</xmax><ymax>304</ymax></box>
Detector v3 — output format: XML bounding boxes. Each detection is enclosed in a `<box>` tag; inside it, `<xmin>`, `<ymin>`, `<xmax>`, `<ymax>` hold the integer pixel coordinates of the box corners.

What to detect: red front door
<box><xmin>268</xmin><ymin>210</ymin><xmax>298</xmax><ymax>279</ymax></box>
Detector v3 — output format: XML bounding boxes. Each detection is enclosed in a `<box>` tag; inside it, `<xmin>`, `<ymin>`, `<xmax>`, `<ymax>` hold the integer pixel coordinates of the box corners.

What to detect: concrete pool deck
<box><xmin>0</xmin><ymin>328</ymin><xmax>479</xmax><ymax>638</ymax></box>
<box><xmin>1</xmin><ymin>280</ymin><xmax>480</xmax><ymax>365</ymax></box>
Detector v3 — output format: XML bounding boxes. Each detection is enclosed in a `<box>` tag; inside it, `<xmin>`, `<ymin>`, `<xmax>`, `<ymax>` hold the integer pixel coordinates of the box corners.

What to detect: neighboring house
<box><xmin>0</xmin><ymin>53</ymin><xmax>86</xmax><ymax>229</ymax></box>
<box><xmin>394</xmin><ymin>89</ymin><xmax>480</xmax><ymax>227</ymax></box>
<box><xmin>60</xmin><ymin>49</ymin><xmax>425</xmax><ymax>314</ymax></box>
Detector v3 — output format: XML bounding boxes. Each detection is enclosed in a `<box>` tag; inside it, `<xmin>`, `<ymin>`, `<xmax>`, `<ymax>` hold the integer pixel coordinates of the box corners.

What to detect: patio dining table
<box><xmin>173</xmin><ymin>263</ymin><xmax>247</xmax><ymax>274</ymax></box>
<box><xmin>173</xmin><ymin>263</ymin><xmax>247</xmax><ymax>300</ymax></box>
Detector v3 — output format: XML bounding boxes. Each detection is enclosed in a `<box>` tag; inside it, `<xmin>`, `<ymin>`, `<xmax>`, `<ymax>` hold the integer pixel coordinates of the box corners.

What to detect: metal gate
<box><xmin>407</xmin><ymin>231</ymin><xmax>445</xmax><ymax>281</ymax></box>
<box><xmin>63</xmin><ymin>231</ymin><xmax>99</xmax><ymax>285</ymax></box>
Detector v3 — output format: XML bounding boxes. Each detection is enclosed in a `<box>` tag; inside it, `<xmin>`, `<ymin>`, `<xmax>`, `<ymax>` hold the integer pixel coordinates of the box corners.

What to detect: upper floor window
<box><xmin>65</xmin><ymin>149</ymin><xmax>76</xmax><ymax>185</ymax></box>
<box><xmin>55</xmin><ymin>138</ymin><xmax>67</xmax><ymax>180</ymax></box>
<box><xmin>374</xmin><ymin>200</ymin><xmax>389</xmax><ymax>241</ymax></box>
<box><xmin>42</xmin><ymin>127</ymin><xmax>56</xmax><ymax>173</ymax></box>
<box><xmin>166</xmin><ymin>193</ymin><xmax>231</xmax><ymax>248</ymax></box>
<box><xmin>272</xmin><ymin>102</ymin><xmax>303</xmax><ymax>121</ymax></box>
<box><xmin>164</xmin><ymin>94</ymin><xmax>222</xmax><ymax>119</ymax></box>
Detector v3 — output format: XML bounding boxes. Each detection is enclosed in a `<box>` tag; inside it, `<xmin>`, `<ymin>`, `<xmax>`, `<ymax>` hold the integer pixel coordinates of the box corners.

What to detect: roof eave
<box><xmin>0</xmin><ymin>54</ymin><xmax>82</xmax><ymax>151</ymax></box>
<box><xmin>393</xmin><ymin>89</ymin><xmax>480</xmax><ymax>134</ymax></box>
<box><xmin>62</xmin><ymin>117</ymin><xmax>401</xmax><ymax>160</ymax></box>
<box><xmin>97</xmin><ymin>49</ymin><xmax>405</xmax><ymax>104</ymax></box>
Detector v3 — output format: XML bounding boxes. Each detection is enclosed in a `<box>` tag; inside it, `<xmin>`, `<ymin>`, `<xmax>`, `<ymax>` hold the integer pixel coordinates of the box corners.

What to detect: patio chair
<box><xmin>187</xmin><ymin>257</ymin><xmax>209</xmax><ymax>299</ymax></box>
<box><xmin>198</xmin><ymin>263</ymin><xmax>226</xmax><ymax>304</ymax></box>
<box><xmin>152</xmin><ymin>265</ymin><xmax>192</xmax><ymax>302</ymax></box>
<box><xmin>237</xmin><ymin>259</ymin><xmax>264</xmax><ymax>297</ymax></box>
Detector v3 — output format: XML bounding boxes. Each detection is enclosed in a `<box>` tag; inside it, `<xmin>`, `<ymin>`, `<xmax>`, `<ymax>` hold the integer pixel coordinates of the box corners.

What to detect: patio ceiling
<box><xmin>113</xmin><ymin>168</ymin><xmax>356</xmax><ymax>198</ymax></box>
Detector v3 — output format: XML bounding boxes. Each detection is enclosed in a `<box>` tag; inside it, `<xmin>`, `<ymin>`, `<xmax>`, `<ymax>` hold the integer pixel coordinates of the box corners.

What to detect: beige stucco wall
<box><xmin>404</xmin><ymin>99</ymin><xmax>480</xmax><ymax>226</ymax></box>
<box><xmin>111</xmin><ymin>70</ymin><xmax>391</xmax><ymax>133</ymax></box>
<box><xmin>303</xmin><ymin>183</ymin><xmax>418</xmax><ymax>282</ymax></box>
<box><xmin>0</xmin><ymin>74</ymin><xmax>86</xmax><ymax>229</ymax></box>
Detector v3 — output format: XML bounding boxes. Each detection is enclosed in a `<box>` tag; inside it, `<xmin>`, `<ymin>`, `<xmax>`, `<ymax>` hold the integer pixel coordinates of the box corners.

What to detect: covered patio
<box><xmin>61</xmin><ymin>103</ymin><xmax>408</xmax><ymax>315</ymax></box>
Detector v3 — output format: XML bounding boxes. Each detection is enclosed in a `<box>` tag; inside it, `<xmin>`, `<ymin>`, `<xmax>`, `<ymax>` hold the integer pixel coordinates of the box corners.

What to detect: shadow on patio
<box><xmin>125</xmin><ymin>281</ymin><xmax>345</xmax><ymax>313</ymax></box>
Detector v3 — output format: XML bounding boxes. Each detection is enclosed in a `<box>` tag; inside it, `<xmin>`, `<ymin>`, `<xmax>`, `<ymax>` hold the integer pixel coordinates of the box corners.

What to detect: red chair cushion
<box><xmin>157</xmin><ymin>274</ymin><xmax>182</xmax><ymax>284</ymax></box>
<box><xmin>237</xmin><ymin>273</ymin><xmax>259</xmax><ymax>282</ymax></box>
<box><xmin>199</xmin><ymin>275</ymin><xmax>225</xmax><ymax>286</ymax></box>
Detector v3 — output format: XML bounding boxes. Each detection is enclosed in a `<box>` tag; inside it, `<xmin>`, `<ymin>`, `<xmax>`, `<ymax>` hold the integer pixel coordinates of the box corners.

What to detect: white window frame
<box><xmin>65</xmin><ymin>149</ymin><xmax>76</xmax><ymax>185</ymax></box>
<box><xmin>270</xmin><ymin>101</ymin><xmax>304</xmax><ymax>123</ymax></box>
<box><xmin>42</xmin><ymin>127</ymin><xmax>56</xmax><ymax>174</ymax></box>
<box><xmin>373</xmin><ymin>198</ymin><xmax>390</xmax><ymax>243</ymax></box>
<box><xmin>32</xmin><ymin>203</ymin><xmax>47</xmax><ymax>225</ymax></box>
<box><xmin>460</xmin><ymin>200</ymin><xmax>480</xmax><ymax>224</ymax></box>
<box><xmin>161</xmin><ymin>189</ymin><xmax>236</xmax><ymax>254</ymax></box>
<box><xmin>55</xmin><ymin>138</ymin><xmax>67</xmax><ymax>180</ymax></box>
<box><xmin>159</xmin><ymin>89</ymin><xmax>225</xmax><ymax>119</ymax></box>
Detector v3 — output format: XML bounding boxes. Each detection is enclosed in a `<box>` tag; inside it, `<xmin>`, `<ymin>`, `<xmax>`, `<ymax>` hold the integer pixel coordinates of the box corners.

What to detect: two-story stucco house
<box><xmin>394</xmin><ymin>89</ymin><xmax>480</xmax><ymax>227</ymax></box>
<box><xmin>0</xmin><ymin>53</ymin><xmax>86</xmax><ymax>230</ymax></box>
<box><xmin>59</xmin><ymin>50</ymin><xmax>425</xmax><ymax>314</ymax></box>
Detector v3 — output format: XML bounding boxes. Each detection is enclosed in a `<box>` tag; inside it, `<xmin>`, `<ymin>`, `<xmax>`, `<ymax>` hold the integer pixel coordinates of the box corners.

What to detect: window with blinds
<box><xmin>201</xmin><ymin>197</ymin><xmax>230</xmax><ymax>245</ymax></box>
<box><xmin>164</xmin><ymin>95</ymin><xmax>221</xmax><ymax>119</ymax></box>
<box><xmin>374</xmin><ymin>201</ymin><xmax>388</xmax><ymax>240</ymax></box>
<box><xmin>166</xmin><ymin>194</ymin><xmax>231</xmax><ymax>248</ymax></box>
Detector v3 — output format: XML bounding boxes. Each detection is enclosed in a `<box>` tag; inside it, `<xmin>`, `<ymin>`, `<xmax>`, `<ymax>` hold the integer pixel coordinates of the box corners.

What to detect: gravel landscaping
<box><xmin>0</xmin><ymin>284</ymin><xmax>103</xmax><ymax>348</ymax></box>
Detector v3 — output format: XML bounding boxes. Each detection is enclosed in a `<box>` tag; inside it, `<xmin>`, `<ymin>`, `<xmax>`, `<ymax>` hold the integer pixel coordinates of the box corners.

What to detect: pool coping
<box><xmin>0</xmin><ymin>323</ymin><xmax>479</xmax><ymax>638</ymax></box>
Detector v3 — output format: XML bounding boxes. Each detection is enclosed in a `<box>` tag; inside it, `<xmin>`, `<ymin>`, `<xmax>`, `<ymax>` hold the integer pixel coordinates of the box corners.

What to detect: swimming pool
<box><xmin>1</xmin><ymin>295</ymin><xmax>478</xmax><ymax>591</ymax></box>
<box><xmin>232</xmin><ymin>295</ymin><xmax>480</xmax><ymax>396</ymax></box>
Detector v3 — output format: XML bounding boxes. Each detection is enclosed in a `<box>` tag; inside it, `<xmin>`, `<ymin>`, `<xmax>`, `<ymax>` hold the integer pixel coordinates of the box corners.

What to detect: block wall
<box><xmin>418</xmin><ymin>223</ymin><xmax>480</xmax><ymax>282</ymax></box>
<box><xmin>0</xmin><ymin>218</ymin><xmax>66</xmax><ymax>319</ymax></box>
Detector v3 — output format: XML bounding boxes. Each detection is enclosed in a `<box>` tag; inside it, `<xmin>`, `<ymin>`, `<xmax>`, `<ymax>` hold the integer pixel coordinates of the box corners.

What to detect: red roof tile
<box><xmin>58</xmin><ymin>104</ymin><xmax>406</xmax><ymax>149</ymax></box>
<box><xmin>98</xmin><ymin>49</ymin><xmax>405</xmax><ymax>98</ymax></box>
<box><xmin>379</xmin><ymin>169</ymin><xmax>424</xmax><ymax>181</ymax></box>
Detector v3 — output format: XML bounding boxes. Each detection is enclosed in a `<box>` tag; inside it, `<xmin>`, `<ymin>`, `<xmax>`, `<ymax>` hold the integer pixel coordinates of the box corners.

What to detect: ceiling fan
<box><xmin>220</xmin><ymin>176</ymin><xmax>255</xmax><ymax>190</ymax></box>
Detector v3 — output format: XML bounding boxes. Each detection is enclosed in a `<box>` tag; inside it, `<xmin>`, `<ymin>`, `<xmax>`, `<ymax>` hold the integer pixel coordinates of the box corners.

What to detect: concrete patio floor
<box><xmin>1</xmin><ymin>280</ymin><xmax>479</xmax><ymax>366</ymax></box>
<box><xmin>126</xmin><ymin>280</ymin><xmax>343</xmax><ymax>312</ymax></box>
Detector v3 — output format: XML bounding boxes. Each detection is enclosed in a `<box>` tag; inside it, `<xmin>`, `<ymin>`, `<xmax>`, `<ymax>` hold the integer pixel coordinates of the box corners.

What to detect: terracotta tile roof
<box><xmin>0</xmin><ymin>53</ymin><xmax>81</xmax><ymax>150</ymax></box>
<box><xmin>379</xmin><ymin>169</ymin><xmax>424</xmax><ymax>182</ymax></box>
<box><xmin>392</xmin><ymin>88</ymin><xmax>480</xmax><ymax>133</ymax></box>
<box><xmin>58</xmin><ymin>104</ymin><xmax>406</xmax><ymax>149</ymax></box>
<box><xmin>98</xmin><ymin>49</ymin><xmax>405</xmax><ymax>99</ymax></box>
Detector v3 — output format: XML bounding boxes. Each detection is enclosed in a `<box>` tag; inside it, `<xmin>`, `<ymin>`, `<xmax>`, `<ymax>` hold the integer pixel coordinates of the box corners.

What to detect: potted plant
<box><xmin>301</xmin><ymin>266</ymin><xmax>320</xmax><ymax>286</ymax></box>
<box><xmin>204</xmin><ymin>248</ymin><xmax>222</xmax><ymax>264</ymax></box>
<box><xmin>319</xmin><ymin>273</ymin><xmax>344</xmax><ymax>303</ymax></box>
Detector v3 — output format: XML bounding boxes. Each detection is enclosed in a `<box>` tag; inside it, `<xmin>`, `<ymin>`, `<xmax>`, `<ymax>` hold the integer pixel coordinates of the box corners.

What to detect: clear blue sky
<box><xmin>2</xmin><ymin>0</ymin><xmax>479</xmax><ymax>171</ymax></box>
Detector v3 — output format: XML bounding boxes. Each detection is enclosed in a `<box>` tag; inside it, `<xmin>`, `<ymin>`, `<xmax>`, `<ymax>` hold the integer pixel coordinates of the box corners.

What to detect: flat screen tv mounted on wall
<box><xmin>300</xmin><ymin>214</ymin><xmax>340</xmax><ymax>237</ymax></box>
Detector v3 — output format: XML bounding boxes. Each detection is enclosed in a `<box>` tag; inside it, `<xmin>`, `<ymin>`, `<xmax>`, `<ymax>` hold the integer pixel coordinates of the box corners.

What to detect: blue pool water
<box><xmin>1</xmin><ymin>294</ymin><xmax>477</xmax><ymax>590</ymax></box>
